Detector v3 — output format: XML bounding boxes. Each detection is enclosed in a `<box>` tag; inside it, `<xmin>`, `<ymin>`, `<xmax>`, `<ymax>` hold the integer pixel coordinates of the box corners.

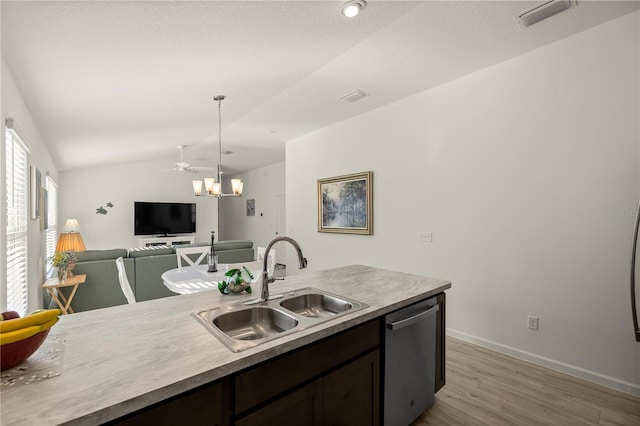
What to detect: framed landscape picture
<box><xmin>318</xmin><ymin>171</ymin><xmax>373</xmax><ymax>235</ymax></box>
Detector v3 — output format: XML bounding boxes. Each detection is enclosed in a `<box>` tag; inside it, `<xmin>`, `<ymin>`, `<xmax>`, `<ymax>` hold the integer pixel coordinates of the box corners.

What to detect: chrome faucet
<box><xmin>259</xmin><ymin>236</ymin><xmax>307</xmax><ymax>302</ymax></box>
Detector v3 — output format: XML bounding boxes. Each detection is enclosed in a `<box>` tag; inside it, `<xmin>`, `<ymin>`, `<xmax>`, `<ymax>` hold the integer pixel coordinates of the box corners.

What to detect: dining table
<box><xmin>161</xmin><ymin>261</ymin><xmax>262</xmax><ymax>295</ymax></box>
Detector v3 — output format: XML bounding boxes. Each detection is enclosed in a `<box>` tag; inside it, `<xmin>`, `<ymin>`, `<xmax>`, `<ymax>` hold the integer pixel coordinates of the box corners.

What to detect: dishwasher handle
<box><xmin>386</xmin><ymin>304</ymin><xmax>439</xmax><ymax>331</ymax></box>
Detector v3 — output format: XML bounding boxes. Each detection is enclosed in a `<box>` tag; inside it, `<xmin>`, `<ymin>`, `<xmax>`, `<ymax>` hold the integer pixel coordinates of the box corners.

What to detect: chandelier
<box><xmin>192</xmin><ymin>95</ymin><xmax>243</xmax><ymax>198</ymax></box>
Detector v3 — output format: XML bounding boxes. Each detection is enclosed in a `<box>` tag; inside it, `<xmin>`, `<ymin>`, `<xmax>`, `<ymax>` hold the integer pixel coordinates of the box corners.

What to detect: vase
<box><xmin>57</xmin><ymin>266</ymin><xmax>68</xmax><ymax>283</ymax></box>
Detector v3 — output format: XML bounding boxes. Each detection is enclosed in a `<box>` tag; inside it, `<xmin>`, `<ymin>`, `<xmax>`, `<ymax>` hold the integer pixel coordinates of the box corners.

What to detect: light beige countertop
<box><xmin>0</xmin><ymin>265</ymin><xmax>451</xmax><ymax>425</ymax></box>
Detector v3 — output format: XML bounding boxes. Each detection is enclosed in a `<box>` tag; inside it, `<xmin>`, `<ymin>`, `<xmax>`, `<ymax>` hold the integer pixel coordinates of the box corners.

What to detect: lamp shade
<box><xmin>204</xmin><ymin>178</ymin><xmax>216</xmax><ymax>195</ymax></box>
<box><xmin>231</xmin><ymin>179</ymin><xmax>243</xmax><ymax>195</ymax></box>
<box><xmin>192</xmin><ymin>180</ymin><xmax>203</xmax><ymax>196</ymax></box>
<box><xmin>62</xmin><ymin>218</ymin><xmax>81</xmax><ymax>233</ymax></box>
<box><xmin>55</xmin><ymin>232</ymin><xmax>86</xmax><ymax>253</ymax></box>
<box><xmin>56</xmin><ymin>218</ymin><xmax>86</xmax><ymax>252</ymax></box>
<box><xmin>213</xmin><ymin>182</ymin><xmax>222</xmax><ymax>197</ymax></box>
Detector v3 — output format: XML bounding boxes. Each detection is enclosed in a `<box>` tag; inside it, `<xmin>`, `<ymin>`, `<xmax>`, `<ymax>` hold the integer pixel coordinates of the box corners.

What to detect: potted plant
<box><xmin>49</xmin><ymin>251</ymin><xmax>77</xmax><ymax>283</ymax></box>
<box><xmin>217</xmin><ymin>266</ymin><xmax>254</xmax><ymax>294</ymax></box>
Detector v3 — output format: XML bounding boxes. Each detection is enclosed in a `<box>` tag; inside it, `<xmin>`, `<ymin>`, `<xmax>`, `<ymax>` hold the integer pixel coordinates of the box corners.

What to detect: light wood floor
<box><xmin>413</xmin><ymin>337</ymin><xmax>640</xmax><ymax>425</ymax></box>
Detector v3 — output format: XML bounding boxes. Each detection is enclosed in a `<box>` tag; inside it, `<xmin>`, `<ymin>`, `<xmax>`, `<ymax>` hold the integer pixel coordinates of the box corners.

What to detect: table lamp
<box><xmin>56</xmin><ymin>218</ymin><xmax>86</xmax><ymax>253</ymax></box>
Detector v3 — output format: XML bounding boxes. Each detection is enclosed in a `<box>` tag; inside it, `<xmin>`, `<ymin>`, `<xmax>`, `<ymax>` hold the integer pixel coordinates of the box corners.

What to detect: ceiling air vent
<box><xmin>340</xmin><ymin>90</ymin><xmax>369</xmax><ymax>103</ymax></box>
<box><xmin>515</xmin><ymin>0</ymin><xmax>574</xmax><ymax>29</ymax></box>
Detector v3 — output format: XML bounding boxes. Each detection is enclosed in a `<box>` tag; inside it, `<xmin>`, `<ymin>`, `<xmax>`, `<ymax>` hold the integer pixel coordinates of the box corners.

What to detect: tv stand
<box><xmin>137</xmin><ymin>235</ymin><xmax>195</xmax><ymax>248</ymax></box>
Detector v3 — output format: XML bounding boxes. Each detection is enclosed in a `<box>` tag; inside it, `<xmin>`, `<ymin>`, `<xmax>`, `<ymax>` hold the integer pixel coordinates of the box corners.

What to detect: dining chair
<box><xmin>176</xmin><ymin>246</ymin><xmax>209</xmax><ymax>271</ymax></box>
<box><xmin>115</xmin><ymin>257</ymin><xmax>136</xmax><ymax>304</ymax></box>
<box><xmin>257</xmin><ymin>246</ymin><xmax>276</xmax><ymax>276</ymax></box>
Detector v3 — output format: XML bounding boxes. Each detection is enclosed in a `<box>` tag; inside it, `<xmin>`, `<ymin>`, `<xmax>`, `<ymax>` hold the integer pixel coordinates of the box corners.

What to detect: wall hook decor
<box><xmin>96</xmin><ymin>201</ymin><xmax>115</xmax><ymax>215</ymax></box>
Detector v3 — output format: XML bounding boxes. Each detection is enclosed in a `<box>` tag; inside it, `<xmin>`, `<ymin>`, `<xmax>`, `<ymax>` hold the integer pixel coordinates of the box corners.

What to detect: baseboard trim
<box><xmin>447</xmin><ymin>328</ymin><xmax>640</xmax><ymax>397</ymax></box>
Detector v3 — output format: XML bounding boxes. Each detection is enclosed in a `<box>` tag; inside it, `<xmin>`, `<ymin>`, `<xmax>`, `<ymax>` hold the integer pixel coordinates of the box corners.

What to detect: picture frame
<box><xmin>30</xmin><ymin>166</ymin><xmax>41</xmax><ymax>219</ymax></box>
<box><xmin>246</xmin><ymin>199</ymin><xmax>255</xmax><ymax>216</ymax></box>
<box><xmin>40</xmin><ymin>188</ymin><xmax>48</xmax><ymax>230</ymax></box>
<box><xmin>318</xmin><ymin>171</ymin><xmax>373</xmax><ymax>235</ymax></box>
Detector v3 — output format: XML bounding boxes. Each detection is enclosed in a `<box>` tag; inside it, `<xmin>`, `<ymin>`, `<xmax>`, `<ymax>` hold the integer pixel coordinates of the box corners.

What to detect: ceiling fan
<box><xmin>164</xmin><ymin>145</ymin><xmax>215</xmax><ymax>174</ymax></box>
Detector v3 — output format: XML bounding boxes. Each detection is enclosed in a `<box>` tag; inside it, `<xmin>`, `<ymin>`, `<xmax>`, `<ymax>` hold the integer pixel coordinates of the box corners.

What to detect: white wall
<box><xmin>59</xmin><ymin>161</ymin><xmax>218</xmax><ymax>249</ymax></box>
<box><xmin>1</xmin><ymin>58</ymin><xmax>59</xmax><ymax>312</ymax></box>
<box><xmin>220</xmin><ymin>161</ymin><xmax>285</xmax><ymax>251</ymax></box>
<box><xmin>287</xmin><ymin>12</ymin><xmax>640</xmax><ymax>394</ymax></box>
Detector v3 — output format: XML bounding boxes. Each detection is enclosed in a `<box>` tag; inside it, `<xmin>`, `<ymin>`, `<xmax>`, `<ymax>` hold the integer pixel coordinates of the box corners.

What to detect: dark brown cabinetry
<box><xmin>235</xmin><ymin>379</ymin><xmax>324</xmax><ymax>426</ymax></box>
<box><xmin>323</xmin><ymin>349</ymin><xmax>380</xmax><ymax>426</ymax></box>
<box><xmin>234</xmin><ymin>320</ymin><xmax>380</xmax><ymax>425</ymax></box>
<box><xmin>236</xmin><ymin>350</ymin><xmax>379</xmax><ymax>426</ymax></box>
<box><xmin>109</xmin><ymin>381</ymin><xmax>227</xmax><ymax>426</ymax></box>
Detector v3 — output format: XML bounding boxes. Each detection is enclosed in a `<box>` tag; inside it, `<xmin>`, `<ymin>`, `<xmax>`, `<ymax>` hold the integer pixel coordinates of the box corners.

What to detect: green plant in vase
<box><xmin>49</xmin><ymin>251</ymin><xmax>77</xmax><ymax>282</ymax></box>
<box><xmin>217</xmin><ymin>266</ymin><xmax>254</xmax><ymax>295</ymax></box>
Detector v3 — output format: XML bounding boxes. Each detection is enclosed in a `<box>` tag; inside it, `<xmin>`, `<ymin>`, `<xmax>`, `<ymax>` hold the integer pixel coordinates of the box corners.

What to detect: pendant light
<box><xmin>192</xmin><ymin>95</ymin><xmax>243</xmax><ymax>198</ymax></box>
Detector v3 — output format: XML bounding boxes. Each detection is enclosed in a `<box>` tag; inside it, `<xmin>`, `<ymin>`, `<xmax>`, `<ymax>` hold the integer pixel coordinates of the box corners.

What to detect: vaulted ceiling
<box><xmin>2</xmin><ymin>1</ymin><xmax>638</xmax><ymax>174</ymax></box>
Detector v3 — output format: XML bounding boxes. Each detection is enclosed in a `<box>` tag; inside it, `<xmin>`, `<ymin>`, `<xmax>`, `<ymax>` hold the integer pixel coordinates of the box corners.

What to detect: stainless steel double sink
<box><xmin>193</xmin><ymin>287</ymin><xmax>368</xmax><ymax>352</ymax></box>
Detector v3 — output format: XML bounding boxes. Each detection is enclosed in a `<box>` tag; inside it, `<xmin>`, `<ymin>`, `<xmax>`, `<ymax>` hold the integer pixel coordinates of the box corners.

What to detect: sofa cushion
<box><xmin>178</xmin><ymin>242</ymin><xmax>210</xmax><ymax>249</ymax></box>
<box><xmin>218</xmin><ymin>248</ymin><xmax>255</xmax><ymax>264</ymax></box>
<box><xmin>134</xmin><ymin>255</ymin><xmax>179</xmax><ymax>301</ymax></box>
<box><xmin>128</xmin><ymin>246</ymin><xmax>174</xmax><ymax>258</ymax></box>
<box><xmin>76</xmin><ymin>249</ymin><xmax>128</xmax><ymax>262</ymax></box>
<box><xmin>215</xmin><ymin>240</ymin><xmax>253</xmax><ymax>250</ymax></box>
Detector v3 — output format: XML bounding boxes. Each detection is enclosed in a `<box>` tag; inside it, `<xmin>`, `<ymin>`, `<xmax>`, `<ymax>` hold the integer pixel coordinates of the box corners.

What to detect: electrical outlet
<box><xmin>527</xmin><ymin>315</ymin><xmax>539</xmax><ymax>331</ymax></box>
<box><xmin>418</xmin><ymin>232</ymin><xmax>433</xmax><ymax>243</ymax></box>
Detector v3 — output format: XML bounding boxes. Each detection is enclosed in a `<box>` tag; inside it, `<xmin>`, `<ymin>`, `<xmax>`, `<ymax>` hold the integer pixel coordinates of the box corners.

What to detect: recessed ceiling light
<box><xmin>341</xmin><ymin>0</ymin><xmax>366</xmax><ymax>18</ymax></box>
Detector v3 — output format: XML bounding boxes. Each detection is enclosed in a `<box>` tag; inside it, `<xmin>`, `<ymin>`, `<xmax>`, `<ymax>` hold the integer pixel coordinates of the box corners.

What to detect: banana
<box><xmin>0</xmin><ymin>317</ymin><xmax>59</xmax><ymax>345</ymax></box>
<box><xmin>0</xmin><ymin>325</ymin><xmax>41</xmax><ymax>345</ymax></box>
<box><xmin>38</xmin><ymin>317</ymin><xmax>59</xmax><ymax>333</ymax></box>
<box><xmin>0</xmin><ymin>309</ymin><xmax>61</xmax><ymax>333</ymax></box>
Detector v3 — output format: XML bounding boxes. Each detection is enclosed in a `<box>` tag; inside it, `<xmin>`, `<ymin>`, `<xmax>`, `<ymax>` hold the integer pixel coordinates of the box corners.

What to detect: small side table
<box><xmin>42</xmin><ymin>274</ymin><xmax>86</xmax><ymax>315</ymax></box>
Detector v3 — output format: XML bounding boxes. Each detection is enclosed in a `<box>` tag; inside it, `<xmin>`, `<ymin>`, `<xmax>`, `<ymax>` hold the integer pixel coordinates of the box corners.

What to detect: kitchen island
<box><xmin>0</xmin><ymin>265</ymin><xmax>451</xmax><ymax>425</ymax></box>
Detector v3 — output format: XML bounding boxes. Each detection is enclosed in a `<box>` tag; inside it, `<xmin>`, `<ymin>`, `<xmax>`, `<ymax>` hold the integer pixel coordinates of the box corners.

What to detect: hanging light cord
<box><xmin>215</xmin><ymin>95</ymin><xmax>225</xmax><ymax>183</ymax></box>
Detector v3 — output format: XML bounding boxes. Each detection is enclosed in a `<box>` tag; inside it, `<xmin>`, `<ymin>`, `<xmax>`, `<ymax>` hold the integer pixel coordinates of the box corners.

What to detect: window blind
<box><xmin>45</xmin><ymin>176</ymin><xmax>58</xmax><ymax>276</ymax></box>
<box><xmin>5</xmin><ymin>125</ymin><xmax>29</xmax><ymax>316</ymax></box>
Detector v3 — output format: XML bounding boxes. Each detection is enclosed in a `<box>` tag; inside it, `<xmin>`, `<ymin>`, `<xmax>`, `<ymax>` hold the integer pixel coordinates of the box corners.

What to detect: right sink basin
<box><xmin>279</xmin><ymin>293</ymin><xmax>353</xmax><ymax>318</ymax></box>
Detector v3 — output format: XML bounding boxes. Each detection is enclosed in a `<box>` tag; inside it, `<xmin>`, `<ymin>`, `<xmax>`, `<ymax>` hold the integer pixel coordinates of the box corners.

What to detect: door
<box><xmin>235</xmin><ymin>379</ymin><xmax>323</xmax><ymax>426</ymax></box>
<box><xmin>275</xmin><ymin>194</ymin><xmax>287</xmax><ymax>265</ymax></box>
<box><xmin>324</xmin><ymin>349</ymin><xmax>380</xmax><ymax>426</ymax></box>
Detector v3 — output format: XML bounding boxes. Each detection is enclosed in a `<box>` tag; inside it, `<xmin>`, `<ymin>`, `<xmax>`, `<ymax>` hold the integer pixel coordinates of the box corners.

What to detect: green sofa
<box><xmin>58</xmin><ymin>240</ymin><xmax>255</xmax><ymax>313</ymax></box>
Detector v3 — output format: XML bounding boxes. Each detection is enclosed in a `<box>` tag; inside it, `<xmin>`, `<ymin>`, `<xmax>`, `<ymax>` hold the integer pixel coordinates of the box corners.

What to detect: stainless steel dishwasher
<box><xmin>384</xmin><ymin>297</ymin><xmax>439</xmax><ymax>426</ymax></box>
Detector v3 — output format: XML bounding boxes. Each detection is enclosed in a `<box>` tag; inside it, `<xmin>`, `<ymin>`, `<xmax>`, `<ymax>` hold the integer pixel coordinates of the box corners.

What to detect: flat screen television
<box><xmin>134</xmin><ymin>202</ymin><xmax>196</xmax><ymax>236</ymax></box>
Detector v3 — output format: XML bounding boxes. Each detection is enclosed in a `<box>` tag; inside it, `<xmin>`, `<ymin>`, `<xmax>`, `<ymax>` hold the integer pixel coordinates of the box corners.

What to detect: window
<box><xmin>5</xmin><ymin>123</ymin><xmax>30</xmax><ymax>316</ymax></box>
<box><xmin>45</xmin><ymin>176</ymin><xmax>58</xmax><ymax>276</ymax></box>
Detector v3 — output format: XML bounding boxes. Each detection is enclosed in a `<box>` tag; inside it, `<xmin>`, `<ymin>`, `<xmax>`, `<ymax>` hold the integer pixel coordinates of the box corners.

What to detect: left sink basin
<box><xmin>195</xmin><ymin>305</ymin><xmax>301</xmax><ymax>352</ymax></box>
<box><xmin>213</xmin><ymin>306</ymin><xmax>298</xmax><ymax>341</ymax></box>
